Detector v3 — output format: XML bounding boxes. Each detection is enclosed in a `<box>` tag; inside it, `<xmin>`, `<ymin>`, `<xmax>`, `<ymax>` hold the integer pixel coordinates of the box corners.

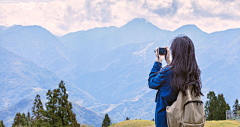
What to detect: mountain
<box><xmin>72</xmin><ymin>41</ymin><xmax>166</xmax><ymax>104</ymax></box>
<box><xmin>72</xmin><ymin>102</ymin><xmax>104</xmax><ymax>127</ymax></box>
<box><xmin>1</xmin><ymin>18</ymin><xmax>240</xmax><ymax>125</ymax></box>
<box><xmin>0</xmin><ymin>99</ymin><xmax>104</xmax><ymax>127</ymax></box>
<box><xmin>0</xmin><ymin>28</ymin><xmax>3</xmax><ymax>34</ymax></box>
<box><xmin>60</xmin><ymin>26</ymin><xmax>118</xmax><ymax>50</ymax></box>
<box><xmin>58</xmin><ymin>18</ymin><xmax>171</xmax><ymax>66</ymax></box>
<box><xmin>0</xmin><ymin>99</ymin><xmax>33</xmax><ymax>127</ymax></box>
<box><xmin>89</xmin><ymin>89</ymin><xmax>156</xmax><ymax>123</ymax></box>
<box><xmin>0</xmin><ymin>25</ymin><xmax>75</xmax><ymax>78</ymax></box>
<box><xmin>196</xmin><ymin>28</ymin><xmax>240</xmax><ymax>105</ymax></box>
<box><xmin>171</xmin><ymin>24</ymin><xmax>209</xmax><ymax>46</ymax></box>
<box><xmin>0</xmin><ymin>25</ymin><xmax>9</xmax><ymax>33</ymax></box>
<box><xmin>0</xmin><ymin>46</ymin><xmax>99</xmax><ymax>109</ymax></box>
<box><xmin>0</xmin><ymin>46</ymin><xmax>58</xmax><ymax>109</ymax></box>
<box><xmin>60</xmin><ymin>18</ymin><xmax>170</xmax><ymax>50</ymax></box>
<box><xmin>111</xmin><ymin>18</ymin><xmax>170</xmax><ymax>46</ymax></box>
<box><xmin>60</xmin><ymin>20</ymin><xmax>240</xmax><ymax>121</ymax></box>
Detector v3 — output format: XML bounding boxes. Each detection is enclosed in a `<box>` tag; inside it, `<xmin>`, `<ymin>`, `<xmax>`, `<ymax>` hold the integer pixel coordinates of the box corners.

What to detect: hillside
<box><xmin>109</xmin><ymin>120</ymin><xmax>240</xmax><ymax>127</ymax></box>
<box><xmin>0</xmin><ymin>46</ymin><xmax>99</xmax><ymax>109</ymax></box>
<box><xmin>0</xmin><ymin>25</ymin><xmax>75</xmax><ymax>78</ymax></box>
<box><xmin>0</xmin><ymin>46</ymin><xmax>58</xmax><ymax>109</ymax></box>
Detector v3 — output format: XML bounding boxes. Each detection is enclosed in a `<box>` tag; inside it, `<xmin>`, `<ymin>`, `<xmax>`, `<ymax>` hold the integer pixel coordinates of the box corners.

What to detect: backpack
<box><xmin>166</xmin><ymin>85</ymin><xmax>205</xmax><ymax>127</ymax></box>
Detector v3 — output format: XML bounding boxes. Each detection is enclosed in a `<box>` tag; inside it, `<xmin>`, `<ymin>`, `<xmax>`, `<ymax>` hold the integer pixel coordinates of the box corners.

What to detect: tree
<box><xmin>57</xmin><ymin>81</ymin><xmax>80</xmax><ymax>127</ymax></box>
<box><xmin>32</xmin><ymin>94</ymin><xmax>50</xmax><ymax>127</ymax></box>
<box><xmin>27</xmin><ymin>112</ymin><xmax>32</xmax><ymax>127</ymax></box>
<box><xmin>12</xmin><ymin>113</ymin><xmax>21</xmax><ymax>127</ymax></box>
<box><xmin>102</xmin><ymin>114</ymin><xmax>111</xmax><ymax>127</ymax></box>
<box><xmin>205</xmin><ymin>91</ymin><xmax>218</xmax><ymax>120</ymax></box>
<box><xmin>12</xmin><ymin>112</ymin><xmax>31</xmax><ymax>127</ymax></box>
<box><xmin>32</xmin><ymin>94</ymin><xmax>44</xmax><ymax>120</ymax></box>
<box><xmin>215</xmin><ymin>94</ymin><xmax>230</xmax><ymax>120</ymax></box>
<box><xmin>21</xmin><ymin>113</ymin><xmax>27</xmax><ymax>126</ymax></box>
<box><xmin>57</xmin><ymin>81</ymin><xmax>71</xmax><ymax>126</ymax></box>
<box><xmin>45</xmin><ymin>88</ymin><xmax>62</xmax><ymax>127</ymax></box>
<box><xmin>11</xmin><ymin>80</ymin><xmax>80</xmax><ymax>127</ymax></box>
<box><xmin>126</xmin><ymin>117</ymin><xmax>130</xmax><ymax>120</ymax></box>
<box><xmin>0</xmin><ymin>120</ymin><xmax>5</xmax><ymax>127</ymax></box>
<box><xmin>69</xmin><ymin>111</ymin><xmax>80</xmax><ymax>127</ymax></box>
<box><xmin>45</xmin><ymin>80</ymin><xmax>80</xmax><ymax>127</ymax></box>
<box><xmin>233</xmin><ymin>99</ymin><xmax>240</xmax><ymax>116</ymax></box>
<box><xmin>205</xmin><ymin>91</ymin><xmax>230</xmax><ymax>120</ymax></box>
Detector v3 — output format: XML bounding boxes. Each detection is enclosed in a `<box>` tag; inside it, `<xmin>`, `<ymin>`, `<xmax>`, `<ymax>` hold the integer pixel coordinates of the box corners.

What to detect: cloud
<box><xmin>192</xmin><ymin>0</ymin><xmax>240</xmax><ymax>20</ymax></box>
<box><xmin>0</xmin><ymin>0</ymin><xmax>239</xmax><ymax>36</ymax></box>
<box><xmin>0</xmin><ymin>0</ymin><xmax>55</xmax><ymax>2</ymax></box>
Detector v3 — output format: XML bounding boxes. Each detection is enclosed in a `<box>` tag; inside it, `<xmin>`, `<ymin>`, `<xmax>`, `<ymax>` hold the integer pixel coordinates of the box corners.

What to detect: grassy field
<box><xmin>205</xmin><ymin>120</ymin><xmax>240</xmax><ymax>127</ymax></box>
<box><xmin>109</xmin><ymin>120</ymin><xmax>240</xmax><ymax>127</ymax></box>
<box><xmin>109</xmin><ymin>120</ymin><xmax>155</xmax><ymax>127</ymax></box>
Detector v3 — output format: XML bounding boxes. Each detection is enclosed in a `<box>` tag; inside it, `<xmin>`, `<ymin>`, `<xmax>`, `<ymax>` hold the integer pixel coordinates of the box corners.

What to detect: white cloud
<box><xmin>146</xmin><ymin>0</ymin><xmax>173</xmax><ymax>9</ymax></box>
<box><xmin>0</xmin><ymin>0</ymin><xmax>240</xmax><ymax>36</ymax></box>
<box><xmin>0</xmin><ymin>0</ymin><xmax>55</xmax><ymax>2</ymax></box>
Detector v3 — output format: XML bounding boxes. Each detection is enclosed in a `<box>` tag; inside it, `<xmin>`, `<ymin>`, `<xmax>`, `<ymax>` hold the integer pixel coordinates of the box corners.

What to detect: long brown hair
<box><xmin>169</xmin><ymin>36</ymin><xmax>203</xmax><ymax>96</ymax></box>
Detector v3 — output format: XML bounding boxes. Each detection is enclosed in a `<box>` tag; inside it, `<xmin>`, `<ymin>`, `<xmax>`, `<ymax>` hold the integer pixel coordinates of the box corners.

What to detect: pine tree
<box><xmin>45</xmin><ymin>88</ymin><xmax>61</xmax><ymax>127</ymax></box>
<box><xmin>21</xmin><ymin>113</ymin><xmax>27</xmax><ymax>126</ymax></box>
<box><xmin>12</xmin><ymin>112</ymin><xmax>21</xmax><ymax>127</ymax></box>
<box><xmin>69</xmin><ymin>111</ymin><xmax>80</xmax><ymax>127</ymax></box>
<box><xmin>32</xmin><ymin>94</ymin><xmax>46</xmax><ymax>126</ymax></box>
<box><xmin>215</xmin><ymin>94</ymin><xmax>230</xmax><ymax>120</ymax></box>
<box><xmin>32</xmin><ymin>94</ymin><xmax>44</xmax><ymax>120</ymax></box>
<box><xmin>58</xmin><ymin>81</ymin><xmax>80</xmax><ymax>127</ymax></box>
<box><xmin>57</xmin><ymin>81</ymin><xmax>70</xmax><ymax>126</ymax></box>
<box><xmin>205</xmin><ymin>91</ymin><xmax>218</xmax><ymax>120</ymax></box>
<box><xmin>27</xmin><ymin>112</ymin><xmax>32</xmax><ymax>127</ymax></box>
<box><xmin>0</xmin><ymin>120</ymin><xmax>5</xmax><ymax>127</ymax></box>
<box><xmin>45</xmin><ymin>80</ymin><xmax>80</xmax><ymax>127</ymax></box>
<box><xmin>11</xmin><ymin>80</ymin><xmax>80</xmax><ymax>127</ymax></box>
<box><xmin>233</xmin><ymin>99</ymin><xmax>240</xmax><ymax>116</ymax></box>
<box><xmin>12</xmin><ymin>112</ymin><xmax>31</xmax><ymax>127</ymax></box>
<box><xmin>126</xmin><ymin>117</ymin><xmax>130</xmax><ymax>120</ymax></box>
<box><xmin>205</xmin><ymin>91</ymin><xmax>230</xmax><ymax>120</ymax></box>
<box><xmin>102</xmin><ymin>114</ymin><xmax>111</xmax><ymax>127</ymax></box>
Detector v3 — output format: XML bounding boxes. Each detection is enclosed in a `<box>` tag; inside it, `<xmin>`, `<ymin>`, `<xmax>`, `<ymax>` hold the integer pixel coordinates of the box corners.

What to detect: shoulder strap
<box><xmin>184</xmin><ymin>101</ymin><xmax>203</xmax><ymax>108</ymax></box>
<box><xmin>183</xmin><ymin>85</ymin><xmax>203</xmax><ymax>105</ymax></box>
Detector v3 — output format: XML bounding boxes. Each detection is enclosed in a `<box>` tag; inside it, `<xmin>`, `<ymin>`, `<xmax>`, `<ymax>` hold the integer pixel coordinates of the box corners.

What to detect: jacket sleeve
<box><xmin>148</xmin><ymin>61</ymin><xmax>167</xmax><ymax>90</ymax></box>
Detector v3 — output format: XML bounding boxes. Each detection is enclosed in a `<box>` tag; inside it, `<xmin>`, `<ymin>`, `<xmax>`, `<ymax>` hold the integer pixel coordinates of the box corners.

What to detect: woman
<box><xmin>148</xmin><ymin>36</ymin><xmax>204</xmax><ymax>127</ymax></box>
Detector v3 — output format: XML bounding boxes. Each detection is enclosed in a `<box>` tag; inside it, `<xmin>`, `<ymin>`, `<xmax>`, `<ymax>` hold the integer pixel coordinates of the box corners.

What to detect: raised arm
<box><xmin>148</xmin><ymin>61</ymin><xmax>167</xmax><ymax>89</ymax></box>
<box><xmin>148</xmin><ymin>47</ymin><xmax>170</xmax><ymax>90</ymax></box>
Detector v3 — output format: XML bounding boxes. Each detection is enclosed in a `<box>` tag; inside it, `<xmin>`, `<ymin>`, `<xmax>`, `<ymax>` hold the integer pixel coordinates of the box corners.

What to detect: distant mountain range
<box><xmin>0</xmin><ymin>18</ymin><xmax>240</xmax><ymax>126</ymax></box>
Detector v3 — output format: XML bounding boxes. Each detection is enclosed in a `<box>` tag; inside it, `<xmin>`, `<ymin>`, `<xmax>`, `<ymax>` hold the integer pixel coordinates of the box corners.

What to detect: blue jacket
<box><xmin>148</xmin><ymin>61</ymin><xmax>178</xmax><ymax>127</ymax></box>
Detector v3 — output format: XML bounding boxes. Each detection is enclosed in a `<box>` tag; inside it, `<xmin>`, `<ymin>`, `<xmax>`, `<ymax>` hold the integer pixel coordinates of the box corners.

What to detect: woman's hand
<box><xmin>155</xmin><ymin>48</ymin><xmax>165</xmax><ymax>63</ymax></box>
<box><xmin>165</xmin><ymin>46</ymin><xmax>172</xmax><ymax>65</ymax></box>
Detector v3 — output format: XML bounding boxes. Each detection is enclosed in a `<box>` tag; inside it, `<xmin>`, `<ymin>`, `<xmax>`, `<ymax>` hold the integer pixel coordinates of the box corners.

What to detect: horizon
<box><xmin>2</xmin><ymin>18</ymin><xmax>240</xmax><ymax>37</ymax></box>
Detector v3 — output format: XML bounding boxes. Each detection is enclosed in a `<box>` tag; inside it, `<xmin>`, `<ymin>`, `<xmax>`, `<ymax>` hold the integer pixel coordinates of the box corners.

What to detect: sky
<box><xmin>0</xmin><ymin>0</ymin><xmax>240</xmax><ymax>36</ymax></box>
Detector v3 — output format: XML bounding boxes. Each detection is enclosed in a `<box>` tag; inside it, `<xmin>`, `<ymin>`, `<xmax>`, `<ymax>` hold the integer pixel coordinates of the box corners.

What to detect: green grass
<box><xmin>109</xmin><ymin>120</ymin><xmax>240</xmax><ymax>127</ymax></box>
